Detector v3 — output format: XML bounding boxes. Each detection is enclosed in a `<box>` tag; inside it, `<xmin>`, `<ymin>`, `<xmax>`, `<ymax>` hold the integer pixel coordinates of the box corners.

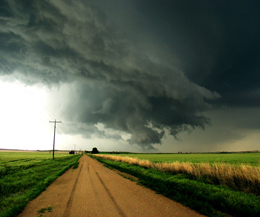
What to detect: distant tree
<box><xmin>91</xmin><ymin>147</ymin><xmax>99</xmax><ymax>154</ymax></box>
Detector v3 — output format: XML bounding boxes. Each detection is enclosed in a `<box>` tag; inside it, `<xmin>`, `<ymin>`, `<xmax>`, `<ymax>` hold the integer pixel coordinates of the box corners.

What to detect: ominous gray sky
<box><xmin>1</xmin><ymin>0</ymin><xmax>260</xmax><ymax>152</ymax></box>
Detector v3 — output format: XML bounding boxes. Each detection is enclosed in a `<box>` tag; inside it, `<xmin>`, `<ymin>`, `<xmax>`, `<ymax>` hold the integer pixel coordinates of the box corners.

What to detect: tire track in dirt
<box><xmin>86</xmin><ymin>159</ymin><xmax>125</xmax><ymax>216</ymax></box>
<box><xmin>62</xmin><ymin>164</ymin><xmax>83</xmax><ymax>217</ymax></box>
<box><xmin>86</xmin><ymin>164</ymin><xmax>104</xmax><ymax>213</ymax></box>
<box><xmin>89</xmin><ymin>157</ymin><xmax>130</xmax><ymax>216</ymax></box>
<box><xmin>95</xmin><ymin>170</ymin><xmax>127</xmax><ymax>217</ymax></box>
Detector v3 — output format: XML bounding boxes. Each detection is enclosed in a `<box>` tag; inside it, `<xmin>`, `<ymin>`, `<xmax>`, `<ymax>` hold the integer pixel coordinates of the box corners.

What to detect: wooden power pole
<box><xmin>49</xmin><ymin>119</ymin><xmax>61</xmax><ymax>160</ymax></box>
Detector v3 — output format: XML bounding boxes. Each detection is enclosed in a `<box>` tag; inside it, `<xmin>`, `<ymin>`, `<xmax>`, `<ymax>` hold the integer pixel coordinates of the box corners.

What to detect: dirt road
<box><xmin>18</xmin><ymin>154</ymin><xmax>205</xmax><ymax>217</ymax></box>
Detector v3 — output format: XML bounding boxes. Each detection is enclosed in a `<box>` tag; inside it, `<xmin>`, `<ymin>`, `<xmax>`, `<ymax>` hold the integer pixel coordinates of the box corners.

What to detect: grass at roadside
<box><xmin>0</xmin><ymin>152</ymin><xmax>82</xmax><ymax>217</ymax></box>
<box><xmin>97</xmin><ymin>155</ymin><xmax>260</xmax><ymax>195</ymax></box>
<box><xmin>92</xmin><ymin>155</ymin><xmax>260</xmax><ymax>217</ymax></box>
<box><xmin>108</xmin><ymin>153</ymin><xmax>260</xmax><ymax>165</ymax></box>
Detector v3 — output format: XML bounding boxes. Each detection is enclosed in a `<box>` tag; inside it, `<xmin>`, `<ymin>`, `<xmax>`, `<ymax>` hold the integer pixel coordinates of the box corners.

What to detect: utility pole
<box><xmin>49</xmin><ymin>119</ymin><xmax>61</xmax><ymax>160</ymax></box>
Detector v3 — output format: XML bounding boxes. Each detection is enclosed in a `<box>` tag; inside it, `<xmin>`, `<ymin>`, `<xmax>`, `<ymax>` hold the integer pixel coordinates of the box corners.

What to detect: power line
<box><xmin>49</xmin><ymin>120</ymin><xmax>61</xmax><ymax>159</ymax></box>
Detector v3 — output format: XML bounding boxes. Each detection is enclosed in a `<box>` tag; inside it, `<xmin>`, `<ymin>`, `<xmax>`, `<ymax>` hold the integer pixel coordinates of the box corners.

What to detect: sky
<box><xmin>0</xmin><ymin>0</ymin><xmax>260</xmax><ymax>152</ymax></box>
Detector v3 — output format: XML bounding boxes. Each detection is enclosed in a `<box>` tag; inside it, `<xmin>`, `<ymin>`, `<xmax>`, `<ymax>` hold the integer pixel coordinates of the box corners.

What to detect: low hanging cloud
<box><xmin>0</xmin><ymin>0</ymin><xmax>220</xmax><ymax>150</ymax></box>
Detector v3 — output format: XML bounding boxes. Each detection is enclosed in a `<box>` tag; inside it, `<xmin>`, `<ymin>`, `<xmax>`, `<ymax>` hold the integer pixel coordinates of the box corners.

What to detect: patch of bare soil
<box><xmin>17</xmin><ymin>154</ymin><xmax>205</xmax><ymax>217</ymax></box>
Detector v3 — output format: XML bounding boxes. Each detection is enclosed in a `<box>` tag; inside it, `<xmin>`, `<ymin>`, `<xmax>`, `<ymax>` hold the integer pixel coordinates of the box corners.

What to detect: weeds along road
<box><xmin>18</xmin><ymin>154</ymin><xmax>205</xmax><ymax>217</ymax></box>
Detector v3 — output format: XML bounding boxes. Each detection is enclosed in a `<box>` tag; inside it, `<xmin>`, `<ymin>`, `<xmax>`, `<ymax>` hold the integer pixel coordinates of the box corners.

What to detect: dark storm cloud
<box><xmin>0</xmin><ymin>0</ymin><xmax>222</xmax><ymax>150</ymax></box>
<box><xmin>127</xmin><ymin>0</ymin><xmax>260</xmax><ymax>107</ymax></box>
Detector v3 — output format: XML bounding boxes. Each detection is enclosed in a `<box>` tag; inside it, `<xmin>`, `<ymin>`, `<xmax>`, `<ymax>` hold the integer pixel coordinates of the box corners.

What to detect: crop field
<box><xmin>94</xmin><ymin>153</ymin><xmax>260</xmax><ymax>217</ymax></box>
<box><xmin>111</xmin><ymin>152</ymin><xmax>260</xmax><ymax>165</ymax></box>
<box><xmin>0</xmin><ymin>151</ymin><xmax>81</xmax><ymax>217</ymax></box>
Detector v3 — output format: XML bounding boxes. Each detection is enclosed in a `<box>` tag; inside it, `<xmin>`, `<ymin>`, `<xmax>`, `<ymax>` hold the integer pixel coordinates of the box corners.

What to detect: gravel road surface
<box><xmin>18</xmin><ymin>154</ymin><xmax>205</xmax><ymax>217</ymax></box>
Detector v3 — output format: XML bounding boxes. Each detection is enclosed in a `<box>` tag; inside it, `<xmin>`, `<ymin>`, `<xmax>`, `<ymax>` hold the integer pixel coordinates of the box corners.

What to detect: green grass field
<box><xmin>0</xmin><ymin>151</ymin><xmax>72</xmax><ymax>168</ymax></box>
<box><xmin>112</xmin><ymin>152</ymin><xmax>260</xmax><ymax>165</ymax></box>
<box><xmin>0</xmin><ymin>151</ymin><xmax>82</xmax><ymax>217</ymax></box>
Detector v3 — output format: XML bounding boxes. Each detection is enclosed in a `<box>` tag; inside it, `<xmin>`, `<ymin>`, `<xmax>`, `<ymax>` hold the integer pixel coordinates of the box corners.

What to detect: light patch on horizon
<box><xmin>0</xmin><ymin>79</ymin><xmax>53</xmax><ymax>150</ymax></box>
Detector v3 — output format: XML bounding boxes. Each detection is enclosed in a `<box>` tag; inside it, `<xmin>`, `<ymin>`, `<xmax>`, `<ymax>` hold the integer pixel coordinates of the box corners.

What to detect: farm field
<box><xmin>94</xmin><ymin>153</ymin><xmax>260</xmax><ymax>217</ymax></box>
<box><xmin>0</xmin><ymin>151</ymin><xmax>73</xmax><ymax>163</ymax></box>
<box><xmin>0</xmin><ymin>151</ymin><xmax>81</xmax><ymax>217</ymax></box>
<box><xmin>111</xmin><ymin>152</ymin><xmax>260</xmax><ymax>165</ymax></box>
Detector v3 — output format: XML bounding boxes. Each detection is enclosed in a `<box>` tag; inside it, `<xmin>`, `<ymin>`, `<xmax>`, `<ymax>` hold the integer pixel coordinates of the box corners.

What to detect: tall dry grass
<box><xmin>97</xmin><ymin>154</ymin><xmax>260</xmax><ymax>195</ymax></box>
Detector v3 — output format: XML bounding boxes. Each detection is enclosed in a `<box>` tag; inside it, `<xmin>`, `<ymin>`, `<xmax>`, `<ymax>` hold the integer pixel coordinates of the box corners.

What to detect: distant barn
<box><xmin>69</xmin><ymin>150</ymin><xmax>75</xmax><ymax>154</ymax></box>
